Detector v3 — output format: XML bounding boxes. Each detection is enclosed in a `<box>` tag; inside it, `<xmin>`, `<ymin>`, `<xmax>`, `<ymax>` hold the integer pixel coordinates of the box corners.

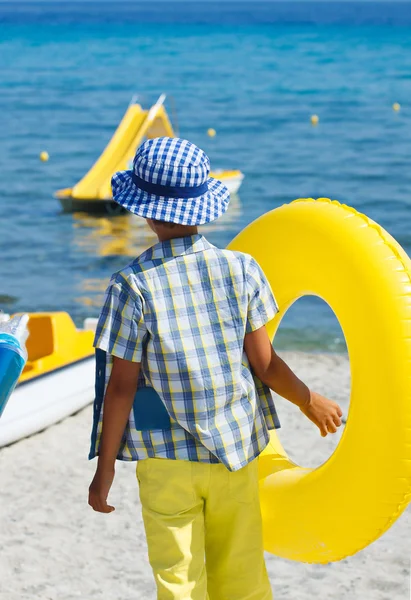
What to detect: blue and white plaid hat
<box><xmin>111</xmin><ymin>137</ymin><xmax>230</xmax><ymax>226</ymax></box>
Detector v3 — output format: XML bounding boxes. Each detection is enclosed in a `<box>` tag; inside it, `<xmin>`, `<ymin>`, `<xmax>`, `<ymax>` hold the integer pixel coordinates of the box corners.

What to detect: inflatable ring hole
<box><xmin>274</xmin><ymin>296</ymin><xmax>351</xmax><ymax>470</ymax></box>
<box><xmin>275</xmin><ymin>296</ymin><xmax>347</xmax><ymax>353</ymax></box>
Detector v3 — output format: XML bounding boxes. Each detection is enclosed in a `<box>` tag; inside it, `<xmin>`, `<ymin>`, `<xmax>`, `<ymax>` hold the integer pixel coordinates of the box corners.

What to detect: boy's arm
<box><xmin>88</xmin><ymin>356</ymin><xmax>140</xmax><ymax>514</ymax></box>
<box><xmin>244</xmin><ymin>325</ymin><xmax>343</xmax><ymax>437</ymax></box>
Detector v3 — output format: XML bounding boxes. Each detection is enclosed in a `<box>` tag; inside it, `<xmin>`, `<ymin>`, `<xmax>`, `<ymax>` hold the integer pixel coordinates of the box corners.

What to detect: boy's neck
<box><xmin>156</xmin><ymin>226</ymin><xmax>199</xmax><ymax>242</ymax></box>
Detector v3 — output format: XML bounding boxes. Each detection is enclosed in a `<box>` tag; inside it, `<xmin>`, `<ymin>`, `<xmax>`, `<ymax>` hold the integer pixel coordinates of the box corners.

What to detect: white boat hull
<box><xmin>0</xmin><ymin>357</ymin><xmax>95</xmax><ymax>447</ymax></box>
<box><xmin>223</xmin><ymin>174</ymin><xmax>244</xmax><ymax>196</ymax></box>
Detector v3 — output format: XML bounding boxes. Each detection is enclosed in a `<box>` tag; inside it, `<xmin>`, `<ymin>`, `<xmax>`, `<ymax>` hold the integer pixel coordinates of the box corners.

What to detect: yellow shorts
<box><xmin>137</xmin><ymin>458</ymin><xmax>273</xmax><ymax>600</ymax></box>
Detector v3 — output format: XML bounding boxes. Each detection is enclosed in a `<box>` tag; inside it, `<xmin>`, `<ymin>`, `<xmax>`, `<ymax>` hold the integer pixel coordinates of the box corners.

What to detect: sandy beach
<box><xmin>0</xmin><ymin>351</ymin><xmax>409</xmax><ymax>600</ymax></box>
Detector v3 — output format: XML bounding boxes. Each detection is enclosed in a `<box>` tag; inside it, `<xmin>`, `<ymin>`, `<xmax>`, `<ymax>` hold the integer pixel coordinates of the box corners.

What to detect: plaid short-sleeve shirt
<box><xmin>90</xmin><ymin>234</ymin><xmax>280</xmax><ymax>471</ymax></box>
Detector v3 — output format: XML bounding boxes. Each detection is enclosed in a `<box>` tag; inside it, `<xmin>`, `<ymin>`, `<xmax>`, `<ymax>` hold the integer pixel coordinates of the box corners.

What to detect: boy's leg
<box><xmin>205</xmin><ymin>459</ymin><xmax>273</xmax><ymax>600</ymax></box>
<box><xmin>137</xmin><ymin>459</ymin><xmax>207</xmax><ymax>600</ymax></box>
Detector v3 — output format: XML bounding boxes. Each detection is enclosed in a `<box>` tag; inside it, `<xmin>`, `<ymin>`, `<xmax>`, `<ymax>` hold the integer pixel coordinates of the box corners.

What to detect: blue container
<box><xmin>0</xmin><ymin>316</ymin><xmax>28</xmax><ymax>419</ymax></box>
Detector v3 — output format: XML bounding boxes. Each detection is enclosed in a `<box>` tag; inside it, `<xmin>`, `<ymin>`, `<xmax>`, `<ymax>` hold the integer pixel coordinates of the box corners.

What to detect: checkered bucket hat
<box><xmin>111</xmin><ymin>137</ymin><xmax>230</xmax><ymax>226</ymax></box>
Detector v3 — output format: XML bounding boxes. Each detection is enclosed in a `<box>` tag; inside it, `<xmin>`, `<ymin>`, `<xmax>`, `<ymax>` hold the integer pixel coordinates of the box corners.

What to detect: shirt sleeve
<box><xmin>93</xmin><ymin>278</ymin><xmax>147</xmax><ymax>362</ymax></box>
<box><xmin>246</xmin><ymin>257</ymin><xmax>279</xmax><ymax>334</ymax></box>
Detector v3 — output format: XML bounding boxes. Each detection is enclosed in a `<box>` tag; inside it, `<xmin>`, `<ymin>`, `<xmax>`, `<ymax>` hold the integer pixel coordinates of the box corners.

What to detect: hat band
<box><xmin>131</xmin><ymin>173</ymin><xmax>209</xmax><ymax>199</ymax></box>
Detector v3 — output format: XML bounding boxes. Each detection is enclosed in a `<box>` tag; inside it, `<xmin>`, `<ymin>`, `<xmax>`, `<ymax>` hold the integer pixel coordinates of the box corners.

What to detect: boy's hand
<box><xmin>88</xmin><ymin>465</ymin><xmax>116</xmax><ymax>513</ymax></box>
<box><xmin>300</xmin><ymin>391</ymin><xmax>343</xmax><ymax>437</ymax></box>
<box><xmin>88</xmin><ymin>356</ymin><xmax>141</xmax><ymax>514</ymax></box>
<box><xmin>244</xmin><ymin>327</ymin><xmax>344</xmax><ymax>437</ymax></box>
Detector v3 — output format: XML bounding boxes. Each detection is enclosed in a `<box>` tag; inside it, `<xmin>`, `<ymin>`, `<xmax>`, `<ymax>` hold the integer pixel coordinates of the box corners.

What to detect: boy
<box><xmin>88</xmin><ymin>137</ymin><xmax>342</xmax><ymax>600</ymax></box>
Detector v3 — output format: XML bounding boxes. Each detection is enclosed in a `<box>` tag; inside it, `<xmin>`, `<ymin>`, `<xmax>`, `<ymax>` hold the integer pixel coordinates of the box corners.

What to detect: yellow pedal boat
<box><xmin>55</xmin><ymin>94</ymin><xmax>244</xmax><ymax>213</ymax></box>
<box><xmin>0</xmin><ymin>313</ymin><xmax>96</xmax><ymax>447</ymax></box>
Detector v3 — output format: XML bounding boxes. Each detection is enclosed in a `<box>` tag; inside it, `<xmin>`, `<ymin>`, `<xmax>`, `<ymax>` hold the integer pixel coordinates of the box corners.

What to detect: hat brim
<box><xmin>111</xmin><ymin>170</ymin><xmax>230</xmax><ymax>226</ymax></box>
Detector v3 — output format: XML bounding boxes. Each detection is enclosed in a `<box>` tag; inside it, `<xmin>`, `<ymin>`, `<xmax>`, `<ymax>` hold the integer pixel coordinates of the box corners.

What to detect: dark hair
<box><xmin>152</xmin><ymin>219</ymin><xmax>178</xmax><ymax>229</ymax></box>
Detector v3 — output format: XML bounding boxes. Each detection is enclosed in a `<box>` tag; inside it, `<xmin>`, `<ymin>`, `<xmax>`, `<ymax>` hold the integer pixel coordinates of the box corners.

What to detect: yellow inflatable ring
<box><xmin>228</xmin><ymin>198</ymin><xmax>411</xmax><ymax>563</ymax></box>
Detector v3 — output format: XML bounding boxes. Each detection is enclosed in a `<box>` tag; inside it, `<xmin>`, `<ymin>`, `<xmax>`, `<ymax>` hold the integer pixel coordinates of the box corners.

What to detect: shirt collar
<box><xmin>141</xmin><ymin>234</ymin><xmax>215</xmax><ymax>261</ymax></box>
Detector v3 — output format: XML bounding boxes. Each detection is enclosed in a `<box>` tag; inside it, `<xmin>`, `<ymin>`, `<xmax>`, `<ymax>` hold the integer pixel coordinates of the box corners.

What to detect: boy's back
<box><xmin>92</xmin><ymin>233</ymin><xmax>280</xmax><ymax>471</ymax></box>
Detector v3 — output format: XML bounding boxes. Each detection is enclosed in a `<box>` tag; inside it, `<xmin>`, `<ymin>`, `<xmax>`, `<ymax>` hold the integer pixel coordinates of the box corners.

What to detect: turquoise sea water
<box><xmin>1</xmin><ymin>2</ymin><xmax>411</xmax><ymax>352</ymax></box>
